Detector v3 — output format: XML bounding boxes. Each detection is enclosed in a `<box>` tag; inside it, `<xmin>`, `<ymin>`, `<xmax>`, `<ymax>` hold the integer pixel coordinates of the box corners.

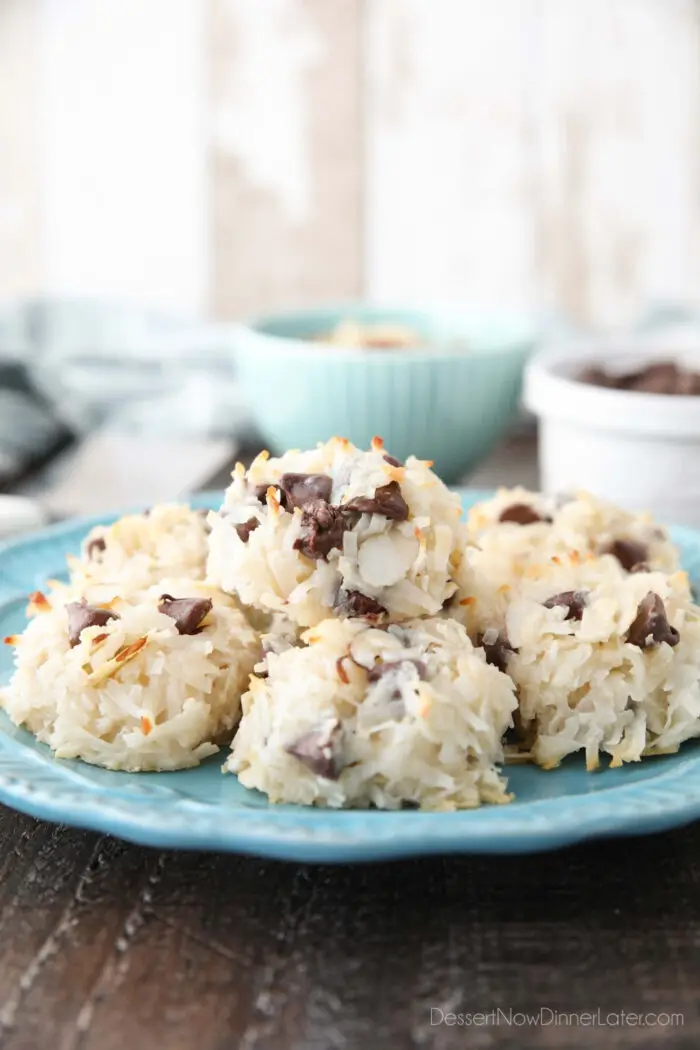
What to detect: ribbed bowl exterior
<box><xmin>235</xmin><ymin>313</ymin><xmax>533</xmax><ymax>482</ymax></box>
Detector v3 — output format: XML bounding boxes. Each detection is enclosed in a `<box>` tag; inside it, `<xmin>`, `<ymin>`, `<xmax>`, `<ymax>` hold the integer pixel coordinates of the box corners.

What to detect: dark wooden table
<box><xmin>1</xmin><ymin>434</ymin><xmax>698</xmax><ymax>1049</ymax></box>
<box><xmin>0</xmin><ymin>810</ymin><xmax>698</xmax><ymax>1050</ymax></box>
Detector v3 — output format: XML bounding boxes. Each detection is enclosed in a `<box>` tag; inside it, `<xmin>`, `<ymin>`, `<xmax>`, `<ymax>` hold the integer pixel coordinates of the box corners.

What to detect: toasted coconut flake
<box><xmin>336</xmin><ymin>656</ymin><xmax>349</xmax><ymax>684</ymax></box>
<box><xmin>569</xmin><ymin>550</ymin><xmax>581</xmax><ymax>565</ymax></box>
<box><xmin>140</xmin><ymin>715</ymin><xmax>153</xmax><ymax>736</ymax></box>
<box><xmin>91</xmin><ymin>632</ymin><xmax>109</xmax><ymax>647</ymax></box>
<box><xmin>551</xmin><ymin>555</ymin><xmax>561</xmax><ymax>565</ymax></box>
<box><xmin>3</xmin><ymin>635</ymin><xmax>19</xmax><ymax>646</ymax></box>
<box><xmin>27</xmin><ymin>591</ymin><xmax>51</xmax><ymax>612</ymax></box>
<box><xmin>88</xmin><ymin>637</ymin><xmax>148</xmax><ymax>685</ymax></box>
<box><xmin>459</xmin><ymin>596</ymin><xmax>476</xmax><ymax>606</ymax></box>
<box><xmin>371</xmin><ymin>435</ymin><xmax>384</xmax><ymax>450</ymax></box>
<box><xmin>267</xmin><ymin>486</ymin><xmax>280</xmax><ymax>513</ymax></box>
<box><xmin>116</xmin><ymin>637</ymin><xmax>148</xmax><ymax>663</ymax></box>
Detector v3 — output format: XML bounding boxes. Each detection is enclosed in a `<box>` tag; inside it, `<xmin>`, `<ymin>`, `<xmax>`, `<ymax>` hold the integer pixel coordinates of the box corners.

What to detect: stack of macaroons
<box><xmin>3</xmin><ymin>448</ymin><xmax>700</xmax><ymax>803</ymax></box>
<box><xmin>208</xmin><ymin>437</ymin><xmax>518</xmax><ymax>809</ymax></box>
<box><xmin>451</xmin><ymin>487</ymin><xmax>700</xmax><ymax>770</ymax></box>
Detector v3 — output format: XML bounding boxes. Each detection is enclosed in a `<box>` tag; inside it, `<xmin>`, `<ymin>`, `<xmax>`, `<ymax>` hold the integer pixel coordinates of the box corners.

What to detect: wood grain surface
<box><xmin>0</xmin><ymin>806</ymin><xmax>697</xmax><ymax>1050</ymax></box>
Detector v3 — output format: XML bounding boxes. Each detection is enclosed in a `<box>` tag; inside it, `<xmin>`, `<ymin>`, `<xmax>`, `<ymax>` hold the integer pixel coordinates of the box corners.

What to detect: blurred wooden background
<box><xmin>2</xmin><ymin>0</ymin><xmax>700</xmax><ymax>326</ymax></box>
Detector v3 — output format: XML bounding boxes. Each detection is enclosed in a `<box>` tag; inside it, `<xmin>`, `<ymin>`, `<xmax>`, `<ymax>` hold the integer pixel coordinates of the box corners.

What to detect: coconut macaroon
<box><xmin>207</xmin><ymin>437</ymin><xmax>464</xmax><ymax>628</ymax></box>
<box><xmin>496</xmin><ymin>556</ymin><xmax>700</xmax><ymax>771</ymax></box>
<box><xmin>453</xmin><ymin>487</ymin><xmax>681</xmax><ymax>639</ymax></box>
<box><xmin>227</xmin><ymin>616</ymin><xmax>518</xmax><ymax>810</ymax></box>
<box><xmin>1</xmin><ymin>580</ymin><xmax>259</xmax><ymax>771</ymax></box>
<box><xmin>66</xmin><ymin>504</ymin><xmax>210</xmax><ymax>599</ymax></box>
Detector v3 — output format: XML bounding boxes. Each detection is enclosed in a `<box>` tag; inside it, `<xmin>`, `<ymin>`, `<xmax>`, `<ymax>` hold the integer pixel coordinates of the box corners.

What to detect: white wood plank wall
<box><xmin>1</xmin><ymin>0</ymin><xmax>699</xmax><ymax>325</ymax></box>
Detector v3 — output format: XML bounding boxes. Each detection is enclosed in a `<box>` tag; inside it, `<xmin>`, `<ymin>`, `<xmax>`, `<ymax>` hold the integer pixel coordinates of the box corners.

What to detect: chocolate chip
<box><xmin>158</xmin><ymin>594</ymin><xmax>213</xmax><ymax>635</ymax></box>
<box><xmin>252</xmin><ymin>484</ymin><xmax>271</xmax><ymax>504</ymax></box>
<box><xmin>235</xmin><ymin>517</ymin><xmax>260</xmax><ymax>543</ymax></box>
<box><xmin>498</xmin><ymin>503</ymin><xmax>551</xmax><ymax>526</ymax></box>
<box><xmin>543</xmin><ymin>590</ymin><xmax>589</xmax><ymax>621</ymax></box>
<box><xmin>478</xmin><ymin>631</ymin><xmax>517</xmax><ymax>673</ymax></box>
<box><xmin>293</xmin><ymin>500</ymin><xmax>348</xmax><ymax>560</ymax></box>
<box><xmin>278</xmin><ymin>473</ymin><xmax>333</xmax><ymax>511</ymax></box>
<box><xmin>367</xmin><ymin>658</ymin><xmax>427</xmax><ymax>683</ymax></box>
<box><xmin>342</xmin><ymin>480</ymin><xmax>409</xmax><ymax>521</ymax></box>
<box><xmin>578</xmin><ymin>360</ymin><xmax>700</xmax><ymax>395</ymax></box>
<box><xmin>626</xmin><ymin>591</ymin><xmax>680</xmax><ymax>650</ymax></box>
<box><xmin>633</xmin><ymin>362</ymin><xmax>684</xmax><ymax>394</ymax></box>
<box><xmin>285</xmin><ymin>719</ymin><xmax>342</xmax><ymax>779</ymax></box>
<box><xmin>604</xmin><ymin>539</ymin><xmax>648</xmax><ymax>572</ymax></box>
<box><xmin>335</xmin><ymin>590</ymin><xmax>388</xmax><ymax>620</ymax></box>
<box><xmin>85</xmin><ymin>536</ymin><xmax>106</xmax><ymax>560</ymax></box>
<box><xmin>383</xmin><ymin>454</ymin><xmax>402</xmax><ymax>467</ymax></box>
<box><xmin>578</xmin><ymin>366</ymin><xmax>617</xmax><ymax>388</ymax></box>
<box><xmin>66</xmin><ymin>600</ymin><xmax>120</xmax><ymax>647</ymax></box>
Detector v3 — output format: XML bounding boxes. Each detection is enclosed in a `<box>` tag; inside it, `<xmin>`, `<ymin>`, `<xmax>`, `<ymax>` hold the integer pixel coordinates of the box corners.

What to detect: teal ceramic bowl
<box><xmin>233</xmin><ymin>305</ymin><xmax>537</xmax><ymax>482</ymax></box>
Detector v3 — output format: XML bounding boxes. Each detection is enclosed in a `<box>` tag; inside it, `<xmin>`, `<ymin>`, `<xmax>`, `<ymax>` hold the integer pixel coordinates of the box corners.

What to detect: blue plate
<box><xmin>1</xmin><ymin>490</ymin><xmax>700</xmax><ymax>862</ymax></box>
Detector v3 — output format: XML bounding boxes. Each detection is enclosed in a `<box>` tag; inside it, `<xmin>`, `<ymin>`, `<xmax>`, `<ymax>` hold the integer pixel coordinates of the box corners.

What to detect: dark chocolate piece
<box><xmin>383</xmin><ymin>454</ymin><xmax>402</xmax><ymax>467</ymax></box>
<box><xmin>293</xmin><ymin>500</ymin><xmax>348</xmax><ymax>560</ymax></box>
<box><xmin>235</xmin><ymin>517</ymin><xmax>260</xmax><ymax>543</ymax></box>
<box><xmin>543</xmin><ymin>590</ymin><xmax>589</xmax><ymax>622</ymax></box>
<box><xmin>278</xmin><ymin>473</ymin><xmax>333</xmax><ymax>511</ymax></box>
<box><xmin>252</xmin><ymin>483</ymin><xmax>271</xmax><ymax>504</ymax></box>
<box><xmin>158</xmin><ymin>594</ymin><xmax>213</xmax><ymax>635</ymax></box>
<box><xmin>342</xmin><ymin>481</ymin><xmax>409</xmax><ymax>521</ymax></box>
<box><xmin>478</xmin><ymin>631</ymin><xmax>517</xmax><ymax>673</ymax></box>
<box><xmin>604</xmin><ymin>539</ymin><xmax>648</xmax><ymax>572</ymax></box>
<box><xmin>285</xmin><ymin>719</ymin><xmax>342</xmax><ymax>779</ymax></box>
<box><xmin>498</xmin><ymin>503</ymin><xmax>551</xmax><ymax>526</ymax></box>
<box><xmin>85</xmin><ymin>536</ymin><xmax>106</xmax><ymax>560</ymax></box>
<box><xmin>66</xmin><ymin>600</ymin><xmax>120</xmax><ymax>647</ymax></box>
<box><xmin>335</xmin><ymin>590</ymin><xmax>388</xmax><ymax>619</ymax></box>
<box><xmin>626</xmin><ymin>592</ymin><xmax>680</xmax><ymax>650</ymax></box>
<box><xmin>578</xmin><ymin>360</ymin><xmax>700</xmax><ymax>395</ymax></box>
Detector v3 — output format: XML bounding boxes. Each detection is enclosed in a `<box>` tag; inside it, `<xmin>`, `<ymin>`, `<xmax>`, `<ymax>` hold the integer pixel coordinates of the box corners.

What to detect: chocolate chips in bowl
<box><xmin>578</xmin><ymin>361</ymin><xmax>700</xmax><ymax>395</ymax></box>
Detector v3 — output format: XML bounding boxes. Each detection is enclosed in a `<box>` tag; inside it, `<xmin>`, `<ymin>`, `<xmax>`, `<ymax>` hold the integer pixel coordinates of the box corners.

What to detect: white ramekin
<box><xmin>524</xmin><ymin>335</ymin><xmax>700</xmax><ymax>527</ymax></box>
